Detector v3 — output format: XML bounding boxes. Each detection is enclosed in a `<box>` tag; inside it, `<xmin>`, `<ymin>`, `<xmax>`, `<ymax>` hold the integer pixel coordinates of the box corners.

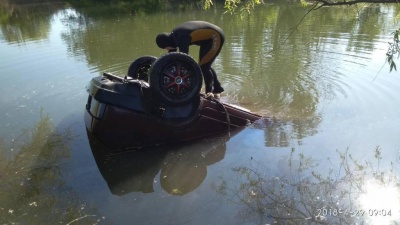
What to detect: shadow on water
<box><xmin>213</xmin><ymin>147</ymin><xmax>400</xmax><ymax>225</ymax></box>
<box><xmin>0</xmin><ymin>110</ymin><xmax>101</xmax><ymax>224</ymax></box>
<box><xmin>86</xmin><ymin>128</ymin><xmax>244</xmax><ymax>196</ymax></box>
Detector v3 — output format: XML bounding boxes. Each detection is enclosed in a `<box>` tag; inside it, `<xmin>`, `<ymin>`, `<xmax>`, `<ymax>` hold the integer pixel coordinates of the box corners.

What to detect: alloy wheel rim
<box><xmin>161</xmin><ymin>62</ymin><xmax>194</xmax><ymax>97</ymax></box>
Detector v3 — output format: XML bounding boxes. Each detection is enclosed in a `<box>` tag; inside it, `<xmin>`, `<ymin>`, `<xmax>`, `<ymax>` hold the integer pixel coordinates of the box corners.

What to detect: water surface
<box><xmin>1</xmin><ymin>3</ymin><xmax>400</xmax><ymax>225</ymax></box>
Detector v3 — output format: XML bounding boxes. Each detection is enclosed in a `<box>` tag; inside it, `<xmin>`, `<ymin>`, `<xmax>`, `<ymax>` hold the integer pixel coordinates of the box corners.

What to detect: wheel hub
<box><xmin>162</xmin><ymin>63</ymin><xmax>193</xmax><ymax>97</ymax></box>
<box><xmin>175</xmin><ymin>76</ymin><xmax>183</xmax><ymax>85</ymax></box>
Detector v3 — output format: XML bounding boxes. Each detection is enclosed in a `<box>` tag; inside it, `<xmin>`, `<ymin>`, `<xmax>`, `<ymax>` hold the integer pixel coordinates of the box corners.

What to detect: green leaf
<box><xmin>204</xmin><ymin>0</ymin><xmax>213</xmax><ymax>10</ymax></box>
<box><xmin>300</xmin><ymin>0</ymin><xmax>308</xmax><ymax>7</ymax></box>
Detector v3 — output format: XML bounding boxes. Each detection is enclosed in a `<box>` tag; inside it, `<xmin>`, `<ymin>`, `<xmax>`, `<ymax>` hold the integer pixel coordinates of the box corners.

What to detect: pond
<box><xmin>1</xmin><ymin>2</ymin><xmax>400</xmax><ymax>224</ymax></box>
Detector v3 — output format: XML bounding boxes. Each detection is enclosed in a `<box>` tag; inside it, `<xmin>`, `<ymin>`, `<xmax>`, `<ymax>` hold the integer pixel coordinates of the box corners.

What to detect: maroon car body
<box><xmin>84</xmin><ymin>72</ymin><xmax>261</xmax><ymax>151</ymax></box>
<box><xmin>85</xmin><ymin>53</ymin><xmax>262</xmax><ymax>151</ymax></box>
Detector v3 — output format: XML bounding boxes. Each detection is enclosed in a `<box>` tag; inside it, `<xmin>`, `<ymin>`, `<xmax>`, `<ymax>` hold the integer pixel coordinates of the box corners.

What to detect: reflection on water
<box><xmin>253</xmin><ymin>117</ymin><xmax>320</xmax><ymax>147</ymax></box>
<box><xmin>213</xmin><ymin>147</ymin><xmax>400</xmax><ymax>225</ymax></box>
<box><xmin>360</xmin><ymin>181</ymin><xmax>400</xmax><ymax>225</ymax></box>
<box><xmin>88</xmin><ymin>130</ymin><xmax>238</xmax><ymax>196</ymax></box>
<box><xmin>0</xmin><ymin>111</ymin><xmax>101</xmax><ymax>224</ymax></box>
<box><xmin>0</xmin><ymin>2</ymin><xmax>65</xmax><ymax>44</ymax></box>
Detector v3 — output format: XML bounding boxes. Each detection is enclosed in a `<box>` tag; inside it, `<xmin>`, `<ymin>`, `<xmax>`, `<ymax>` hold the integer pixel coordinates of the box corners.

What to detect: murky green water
<box><xmin>1</xmin><ymin>2</ymin><xmax>400</xmax><ymax>224</ymax></box>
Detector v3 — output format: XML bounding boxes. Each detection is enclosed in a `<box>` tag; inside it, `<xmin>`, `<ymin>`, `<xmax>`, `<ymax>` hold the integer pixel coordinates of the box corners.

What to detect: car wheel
<box><xmin>127</xmin><ymin>56</ymin><xmax>157</xmax><ymax>82</ymax></box>
<box><xmin>149</xmin><ymin>52</ymin><xmax>202</xmax><ymax>106</ymax></box>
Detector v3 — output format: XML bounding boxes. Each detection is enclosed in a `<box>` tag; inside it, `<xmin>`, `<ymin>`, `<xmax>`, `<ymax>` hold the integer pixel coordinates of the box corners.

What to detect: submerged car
<box><xmin>84</xmin><ymin>52</ymin><xmax>261</xmax><ymax>151</ymax></box>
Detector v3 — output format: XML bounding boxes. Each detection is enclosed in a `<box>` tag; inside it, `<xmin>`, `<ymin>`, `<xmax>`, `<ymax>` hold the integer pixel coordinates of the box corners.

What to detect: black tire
<box><xmin>149</xmin><ymin>52</ymin><xmax>203</xmax><ymax>106</ymax></box>
<box><xmin>127</xmin><ymin>56</ymin><xmax>157</xmax><ymax>82</ymax></box>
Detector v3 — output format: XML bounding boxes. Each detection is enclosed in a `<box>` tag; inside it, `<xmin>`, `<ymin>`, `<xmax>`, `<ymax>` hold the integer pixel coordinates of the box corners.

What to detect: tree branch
<box><xmin>310</xmin><ymin>0</ymin><xmax>399</xmax><ymax>7</ymax></box>
<box><xmin>268</xmin><ymin>3</ymin><xmax>320</xmax><ymax>54</ymax></box>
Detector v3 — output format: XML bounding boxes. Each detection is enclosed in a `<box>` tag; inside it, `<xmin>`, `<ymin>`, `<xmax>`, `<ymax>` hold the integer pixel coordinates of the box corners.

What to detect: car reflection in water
<box><xmin>87</xmin><ymin>129</ymin><xmax>243</xmax><ymax>196</ymax></box>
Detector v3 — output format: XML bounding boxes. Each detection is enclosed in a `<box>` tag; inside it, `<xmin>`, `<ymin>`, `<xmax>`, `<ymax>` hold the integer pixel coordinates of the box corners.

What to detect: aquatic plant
<box><xmin>0</xmin><ymin>111</ymin><xmax>101</xmax><ymax>225</ymax></box>
<box><xmin>213</xmin><ymin>147</ymin><xmax>400</xmax><ymax>224</ymax></box>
